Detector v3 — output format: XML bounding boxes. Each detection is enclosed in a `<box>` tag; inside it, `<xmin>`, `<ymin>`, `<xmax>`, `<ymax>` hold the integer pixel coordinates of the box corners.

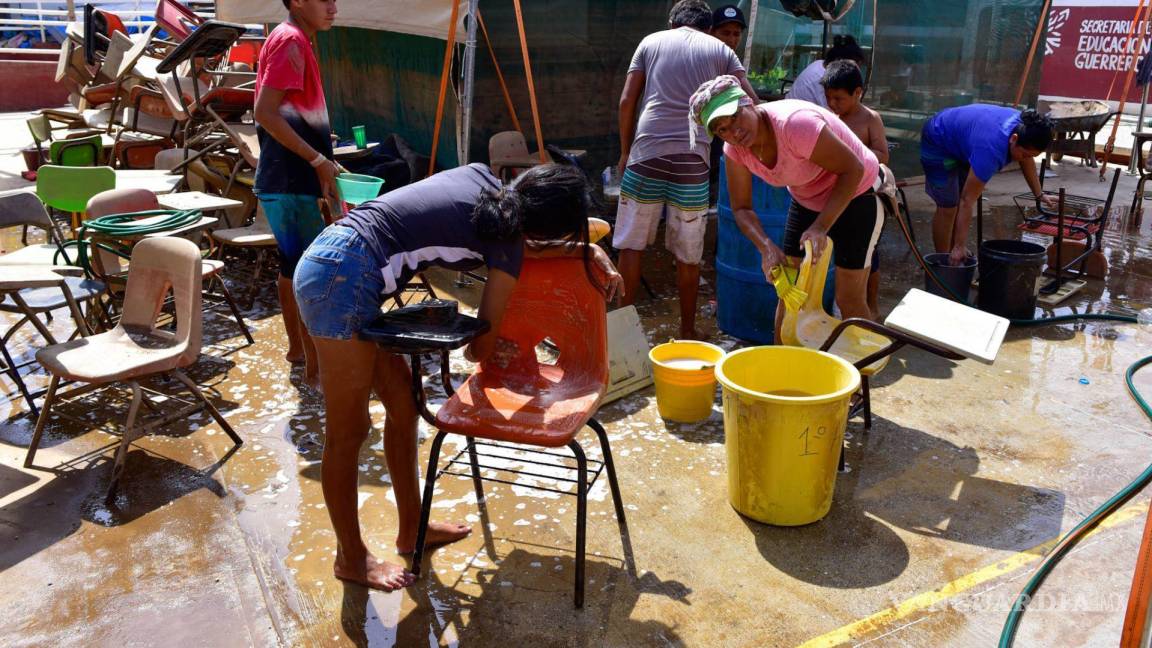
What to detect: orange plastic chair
<box><xmin>411</xmin><ymin>256</ymin><xmax>626</xmax><ymax>608</ymax></box>
<box><xmin>155</xmin><ymin>0</ymin><xmax>204</xmax><ymax>41</ymax></box>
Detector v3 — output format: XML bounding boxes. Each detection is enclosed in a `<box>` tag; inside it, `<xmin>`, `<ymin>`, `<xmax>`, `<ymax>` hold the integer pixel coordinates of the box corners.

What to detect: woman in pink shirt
<box><xmin>690</xmin><ymin>75</ymin><xmax>882</xmax><ymax>339</ymax></box>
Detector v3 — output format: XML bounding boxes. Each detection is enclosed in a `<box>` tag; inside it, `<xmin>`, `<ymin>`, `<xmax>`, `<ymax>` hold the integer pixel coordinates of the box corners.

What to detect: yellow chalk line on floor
<box><xmin>796</xmin><ymin>502</ymin><xmax>1149</xmax><ymax>648</ymax></box>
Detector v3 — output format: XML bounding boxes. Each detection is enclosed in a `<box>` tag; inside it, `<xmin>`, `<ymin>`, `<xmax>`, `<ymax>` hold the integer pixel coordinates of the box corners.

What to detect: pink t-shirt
<box><xmin>254</xmin><ymin>22</ymin><xmax>332</xmax><ymax>196</ymax></box>
<box><xmin>724</xmin><ymin>100</ymin><xmax>879</xmax><ymax>211</ymax></box>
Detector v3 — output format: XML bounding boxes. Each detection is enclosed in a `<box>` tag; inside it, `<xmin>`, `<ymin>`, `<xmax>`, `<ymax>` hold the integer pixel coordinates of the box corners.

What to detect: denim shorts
<box><xmin>294</xmin><ymin>225</ymin><xmax>387</xmax><ymax>340</ymax></box>
<box><xmin>258</xmin><ymin>193</ymin><xmax>327</xmax><ymax>278</ymax></box>
<box><xmin>920</xmin><ymin>134</ymin><xmax>969</xmax><ymax>209</ymax></box>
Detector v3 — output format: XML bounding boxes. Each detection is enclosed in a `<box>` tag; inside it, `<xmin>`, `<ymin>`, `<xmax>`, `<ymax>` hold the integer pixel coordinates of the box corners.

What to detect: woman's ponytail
<box><xmin>472</xmin><ymin>186</ymin><xmax>524</xmax><ymax>241</ymax></box>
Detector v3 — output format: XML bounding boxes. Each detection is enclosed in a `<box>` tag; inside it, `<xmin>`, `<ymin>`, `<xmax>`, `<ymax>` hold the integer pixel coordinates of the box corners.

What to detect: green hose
<box><xmin>887</xmin><ymin>199</ymin><xmax>1152</xmax><ymax>645</ymax></box>
<box><xmin>56</xmin><ymin>209</ymin><xmax>203</xmax><ymax>275</ymax></box>
<box><xmin>999</xmin><ymin>348</ymin><xmax>1151</xmax><ymax>647</ymax></box>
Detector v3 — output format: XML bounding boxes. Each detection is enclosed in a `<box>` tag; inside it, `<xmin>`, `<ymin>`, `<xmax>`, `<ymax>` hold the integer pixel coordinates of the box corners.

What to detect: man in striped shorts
<box><xmin>615</xmin><ymin>0</ymin><xmax>754</xmax><ymax>339</ymax></box>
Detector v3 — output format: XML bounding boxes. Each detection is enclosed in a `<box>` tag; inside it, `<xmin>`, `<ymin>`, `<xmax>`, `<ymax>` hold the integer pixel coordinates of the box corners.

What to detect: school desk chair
<box><xmin>361</xmin><ymin>257</ymin><xmax>628</xmax><ymax>608</ymax></box>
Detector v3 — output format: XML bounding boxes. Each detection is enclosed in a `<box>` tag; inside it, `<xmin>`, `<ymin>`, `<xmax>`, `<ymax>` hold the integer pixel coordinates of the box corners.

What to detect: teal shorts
<box><xmin>258</xmin><ymin>194</ymin><xmax>326</xmax><ymax>278</ymax></box>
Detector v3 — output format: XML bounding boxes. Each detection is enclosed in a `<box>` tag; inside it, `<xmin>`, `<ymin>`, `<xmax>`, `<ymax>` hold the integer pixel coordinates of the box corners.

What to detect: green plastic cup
<box><xmin>352</xmin><ymin>125</ymin><xmax>367</xmax><ymax>150</ymax></box>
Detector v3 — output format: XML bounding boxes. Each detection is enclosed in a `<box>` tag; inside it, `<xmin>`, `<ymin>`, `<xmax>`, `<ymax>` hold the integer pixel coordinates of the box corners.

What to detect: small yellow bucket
<box><xmin>715</xmin><ymin>346</ymin><xmax>861</xmax><ymax>526</ymax></box>
<box><xmin>649</xmin><ymin>340</ymin><xmax>726</xmax><ymax>422</ymax></box>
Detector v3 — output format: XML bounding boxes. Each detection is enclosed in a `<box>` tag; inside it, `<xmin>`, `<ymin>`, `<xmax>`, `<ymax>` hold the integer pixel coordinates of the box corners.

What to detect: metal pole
<box><xmin>742</xmin><ymin>0</ymin><xmax>758</xmax><ymax>69</ymax></box>
<box><xmin>865</xmin><ymin>0</ymin><xmax>878</xmax><ymax>96</ymax></box>
<box><xmin>37</xmin><ymin>0</ymin><xmax>46</xmax><ymax>43</ymax></box>
<box><xmin>459</xmin><ymin>0</ymin><xmax>480</xmax><ymax>165</ymax></box>
<box><xmin>1131</xmin><ymin>81</ymin><xmax>1151</xmax><ymax>174</ymax></box>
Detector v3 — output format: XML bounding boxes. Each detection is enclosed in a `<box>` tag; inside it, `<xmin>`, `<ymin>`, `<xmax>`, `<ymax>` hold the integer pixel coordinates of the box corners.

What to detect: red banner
<box><xmin>1039</xmin><ymin>1</ymin><xmax>1152</xmax><ymax>103</ymax></box>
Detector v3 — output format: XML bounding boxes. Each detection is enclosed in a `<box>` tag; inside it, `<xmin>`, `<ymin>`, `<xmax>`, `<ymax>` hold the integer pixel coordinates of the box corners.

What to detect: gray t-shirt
<box><xmin>785</xmin><ymin>60</ymin><xmax>828</xmax><ymax>107</ymax></box>
<box><xmin>626</xmin><ymin>26</ymin><xmax>744</xmax><ymax>166</ymax></box>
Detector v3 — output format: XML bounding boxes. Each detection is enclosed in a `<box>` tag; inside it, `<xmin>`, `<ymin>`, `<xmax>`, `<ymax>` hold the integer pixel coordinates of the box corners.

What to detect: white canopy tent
<box><xmin>215</xmin><ymin>0</ymin><xmax>467</xmax><ymax>42</ymax></box>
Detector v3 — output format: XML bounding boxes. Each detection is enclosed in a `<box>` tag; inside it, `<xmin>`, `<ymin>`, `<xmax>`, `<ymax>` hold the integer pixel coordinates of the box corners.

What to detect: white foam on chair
<box><xmin>884</xmin><ymin>289</ymin><xmax>1010</xmax><ymax>365</ymax></box>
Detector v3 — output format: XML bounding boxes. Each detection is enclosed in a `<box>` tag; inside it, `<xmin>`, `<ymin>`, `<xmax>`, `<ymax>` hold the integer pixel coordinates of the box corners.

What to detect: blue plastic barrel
<box><xmin>716</xmin><ymin>159</ymin><xmax>834</xmax><ymax>343</ymax></box>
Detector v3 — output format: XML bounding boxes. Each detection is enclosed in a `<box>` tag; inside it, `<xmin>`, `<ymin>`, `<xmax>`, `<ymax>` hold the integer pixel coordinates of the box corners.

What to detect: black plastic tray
<box><xmin>359</xmin><ymin>300</ymin><xmax>489</xmax><ymax>353</ymax></box>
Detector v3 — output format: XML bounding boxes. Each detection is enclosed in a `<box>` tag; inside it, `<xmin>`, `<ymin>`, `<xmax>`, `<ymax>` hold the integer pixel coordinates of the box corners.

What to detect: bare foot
<box><xmin>679</xmin><ymin>328</ymin><xmax>710</xmax><ymax>342</ymax></box>
<box><xmin>334</xmin><ymin>551</ymin><xmax>416</xmax><ymax>591</ymax></box>
<box><xmin>396</xmin><ymin>521</ymin><xmax>472</xmax><ymax>554</ymax></box>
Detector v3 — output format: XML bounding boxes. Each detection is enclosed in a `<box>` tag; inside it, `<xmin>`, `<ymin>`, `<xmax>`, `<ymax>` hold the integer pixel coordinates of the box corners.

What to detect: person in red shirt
<box><xmin>253</xmin><ymin>0</ymin><xmax>340</xmax><ymax>393</ymax></box>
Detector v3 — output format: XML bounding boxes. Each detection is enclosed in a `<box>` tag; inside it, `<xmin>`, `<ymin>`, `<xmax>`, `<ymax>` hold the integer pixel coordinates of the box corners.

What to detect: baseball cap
<box><xmin>713</xmin><ymin>5</ymin><xmax>747</xmax><ymax>28</ymax></box>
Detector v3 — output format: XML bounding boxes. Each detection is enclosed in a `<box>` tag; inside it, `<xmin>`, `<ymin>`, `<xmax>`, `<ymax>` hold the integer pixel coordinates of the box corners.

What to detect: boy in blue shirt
<box><xmin>920</xmin><ymin>105</ymin><xmax>1055</xmax><ymax>264</ymax></box>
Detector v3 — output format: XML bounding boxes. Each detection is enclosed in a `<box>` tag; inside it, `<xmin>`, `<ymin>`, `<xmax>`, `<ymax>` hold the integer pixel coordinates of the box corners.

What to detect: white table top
<box><xmin>884</xmin><ymin>288</ymin><xmax>1010</xmax><ymax>365</ymax></box>
<box><xmin>0</xmin><ymin>264</ymin><xmax>78</xmax><ymax>290</ymax></box>
<box><xmin>158</xmin><ymin>191</ymin><xmax>244</xmax><ymax>212</ymax></box>
<box><xmin>115</xmin><ymin>169</ymin><xmax>182</xmax><ymax>195</ymax></box>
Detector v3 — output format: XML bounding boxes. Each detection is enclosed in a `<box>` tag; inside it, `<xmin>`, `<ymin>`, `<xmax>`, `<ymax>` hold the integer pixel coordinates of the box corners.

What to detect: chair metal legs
<box><xmin>24</xmin><ymin>375</ymin><xmax>59</xmax><ymax>467</ymax></box>
<box><xmin>209</xmin><ymin>274</ymin><xmax>254</xmax><ymax>344</ymax></box>
<box><xmin>106</xmin><ymin>381</ymin><xmax>143</xmax><ymax>501</ymax></box>
<box><xmin>411</xmin><ymin>429</ymin><xmax>448</xmax><ymax>578</ymax></box>
<box><xmin>171</xmin><ymin>369</ymin><xmax>242</xmax><ymax>445</ymax></box>
<box><xmin>466</xmin><ymin>437</ymin><xmax>485</xmax><ymax>502</ymax></box>
<box><xmin>411</xmin><ymin>418</ymin><xmax>626</xmax><ymax>609</ymax></box>
<box><xmin>1</xmin><ymin>338</ymin><xmax>40</xmax><ymax>420</ymax></box>
<box><xmin>588</xmin><ymin>418</ymin><xmax>627</xmax><ymax>527</ymax></box>
<box><xmin>569</xmin><ymin>440</ymin><xmax>588</xmax><ymax>608</ymax></box>
<box><xmin>24</xmin><ymin>370</ymin><xmax>240</xmax><ymax>502</ymax></box>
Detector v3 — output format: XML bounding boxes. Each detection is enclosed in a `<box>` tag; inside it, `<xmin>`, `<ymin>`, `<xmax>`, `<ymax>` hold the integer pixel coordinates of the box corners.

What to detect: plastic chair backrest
<box><xmin>116</xmin><ymin>25</ymin><xmax>160</xmax><ymax>81</ymax></box>
<box><xmin>26</xmin><ymin>115</ymin><xmax>52</xmax><ymax>147</ymax></box>
<box><xmin>489</xmin><ymin>131</ymin><xmax>530</xmax><ymax>165</ymax></box>
<box><xmin>86</xmin><ymin>188</ymin><xmax>160</xmax><ymax>219</ymax></box>
<box><xmin>155</xmin><ymin>0</ymin><xmax>204</xmax><ymax>41</ymax></box>
<box><xmin>84</xmin><ymin>188</ymin><xmax>160</xmax><ymax>275</ymax></box>
<box><xmin>157</xmin><ymin>75</ymin><xmax>207</xmax><ymax>122</ymax></box>
<box><xmin>49</xmin><ymin>135</ymin><xmax>103</xmax><ymax>167</ymax></box>
<box><xmin>36</xmin><ymin>165</ymin><xmax>117</xmax><ymax>213</ymax></box>
<box><xmin>229</xmin><ymin>40</ymin><xmax>261</xmax><ymax>68</ymax></box>
<box><xmin>97</xmin><ymin>31</ymin><xmax>134</xmax><ymax>84</ymax></box>
<box><xmin>119</xmin><ymin>236</ymin><xmax>203</xmax><ymax>367</ymax></box>
<box><xmin>97</xmin><ymin>9</ymin><xmax>128</xmax><ymax>39</ymax></box>
<box><xmin>0</xmin><ymin>190</ymin><xmax>54</xmax><ymax>232</ymax></box>
<box><xmin>153</xmin><ymin>147</ymin><xmax>192</xmax><ymax>171</ymax></box>
<box><xmin>485</xmin><ymin>256</ymin><xmax>608</xmax><ymax>390</ymax></box>
<box><xmin>55</xmin><ymin>38</ymin><xmax>74</xmax><ymax>83</ymax></box>
<box><xmin>226</xmin><ymin>124</ymin><xmax>260</xmax><ymax>167</ymax></box>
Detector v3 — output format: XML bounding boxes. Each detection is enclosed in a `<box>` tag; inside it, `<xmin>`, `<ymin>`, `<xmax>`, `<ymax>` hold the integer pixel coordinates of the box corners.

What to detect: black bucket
<box><xmin>977</xmin><ymin>239</ymin><xmax>1046</xmax><ymax>320</ymax></box>
<box><xmin>924</xmin><ymin>253</ymin><xmax>977</xmax><ymax>302</ymax></box>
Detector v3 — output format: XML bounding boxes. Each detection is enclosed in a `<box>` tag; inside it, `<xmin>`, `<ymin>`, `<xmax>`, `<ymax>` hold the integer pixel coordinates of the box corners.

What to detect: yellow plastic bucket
<box><xmin>649</xmin><ymin>341</ymin><xmax>726</xmax><ymax>422</ymax></box>
<box><xmin>715</xmin><ymin>346</ymin><xmax>861</xmax><ymax>526</ymax></box>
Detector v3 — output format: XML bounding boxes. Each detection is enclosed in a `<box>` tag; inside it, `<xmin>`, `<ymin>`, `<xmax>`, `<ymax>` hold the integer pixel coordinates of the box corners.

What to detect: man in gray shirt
<box><xmin>614</xmin><ymin>0</ymin><xmax>755</xmax><ymax>340</ymax></box>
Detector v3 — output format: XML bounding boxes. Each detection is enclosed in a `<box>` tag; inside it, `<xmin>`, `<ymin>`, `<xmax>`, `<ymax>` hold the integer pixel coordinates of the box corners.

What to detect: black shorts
<box><xmin>782</xmin><ymin>191</ymin><xmax>884</xmax><ymax>270</ymax></box>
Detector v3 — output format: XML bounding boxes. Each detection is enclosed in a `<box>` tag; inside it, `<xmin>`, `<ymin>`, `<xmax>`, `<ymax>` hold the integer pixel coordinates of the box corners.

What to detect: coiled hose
<box><xmin>888</xmin><ymin>195</ymin><xmax>1150</xmax><ymax>645</ymax></box>
<box><xmin>55</xmin><ymin>209</ymin><xmax>203</xmax><ymax>275</ymax></box>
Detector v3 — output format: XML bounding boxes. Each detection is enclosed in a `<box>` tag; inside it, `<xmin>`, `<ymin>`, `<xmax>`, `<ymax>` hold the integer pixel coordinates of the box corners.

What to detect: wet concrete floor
<box><xmin>2</xmin><ymin>157</ymin><xmax>1152</xmax><ymax>647</ymax></box>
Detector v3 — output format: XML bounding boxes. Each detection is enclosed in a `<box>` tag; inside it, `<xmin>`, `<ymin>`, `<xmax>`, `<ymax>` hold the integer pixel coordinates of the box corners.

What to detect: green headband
<box><xmin>699</xmin><ymin>86</ymin><xmax>747</xmax><ymax>136</ymax></box>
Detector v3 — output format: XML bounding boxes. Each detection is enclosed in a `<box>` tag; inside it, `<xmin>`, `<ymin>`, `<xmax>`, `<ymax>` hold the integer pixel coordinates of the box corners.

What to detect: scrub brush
<box><xmin>770</xmin><ymin>265</ymin><xmax>807</xmax><ymax>311</ymax></box>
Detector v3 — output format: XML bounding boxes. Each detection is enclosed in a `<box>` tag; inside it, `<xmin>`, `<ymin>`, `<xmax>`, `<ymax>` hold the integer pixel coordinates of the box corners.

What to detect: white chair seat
<box><xmin>0</xmin><ymin>245</ymin><xmax>66</xmax><ymax>266</ymax></box>
<box><xmin>211</xmin><ymin>226</ymin><xmax>276</xmax><ymax>247</ymax></box>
